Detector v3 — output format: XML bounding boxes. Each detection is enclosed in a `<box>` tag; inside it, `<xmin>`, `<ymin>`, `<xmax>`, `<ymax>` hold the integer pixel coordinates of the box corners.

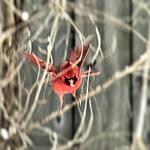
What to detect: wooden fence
<box><xmin>0</xmin><ymin>0</ymin><xmax>150</xmax><ymax>149</ymax></box>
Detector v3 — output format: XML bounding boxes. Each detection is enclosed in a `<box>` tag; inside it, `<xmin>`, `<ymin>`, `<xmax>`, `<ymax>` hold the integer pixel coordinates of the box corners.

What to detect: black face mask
<box><xmin>64</xmin><ymin>76</ymin><xmax>77</xmax><ymax>86</ymax></box>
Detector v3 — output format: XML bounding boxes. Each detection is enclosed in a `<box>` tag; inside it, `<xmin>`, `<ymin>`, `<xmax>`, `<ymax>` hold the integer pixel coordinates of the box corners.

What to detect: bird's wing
<box><xmin>68</xmin><ymin>43</ymin><xmax>90</xmax><ymax>69</ymax></box>
<box><xmin>25</xmin><ymin>53</ymin><xmax>55</xmax><ymax>73</ymax></box>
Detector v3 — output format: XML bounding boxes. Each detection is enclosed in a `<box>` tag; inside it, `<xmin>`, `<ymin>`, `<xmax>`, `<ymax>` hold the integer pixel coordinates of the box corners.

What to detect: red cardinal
<box><xmin>25</xmin><ymin>43</ymin><xmax>97</xmax><ymax>110</ymax></box>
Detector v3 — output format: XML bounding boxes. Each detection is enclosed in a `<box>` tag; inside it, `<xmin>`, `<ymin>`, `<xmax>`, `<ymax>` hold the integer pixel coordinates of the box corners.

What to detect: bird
<box><xmin>25</xmin><ymin>42</ymin><xmax>99</xmax><ymax>111</ymax></box>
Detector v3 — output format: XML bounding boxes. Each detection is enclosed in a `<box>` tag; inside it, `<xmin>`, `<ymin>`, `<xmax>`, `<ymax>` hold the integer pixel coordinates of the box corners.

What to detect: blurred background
<box><xmin>0</xmin><ymin>0</ymin><xmax>150</xmax><ymax>149</ymax></box>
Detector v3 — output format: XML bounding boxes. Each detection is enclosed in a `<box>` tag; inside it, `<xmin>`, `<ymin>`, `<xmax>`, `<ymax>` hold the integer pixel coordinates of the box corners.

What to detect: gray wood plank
<box><xmin>132</xmin><ymin>1</ymin><xmax>150</xmax><ymax>149</ymax></box>
<box><xmin>19</xmin><ymin>0</ymin><xmax>74</xmax><ymax>147</ymax></box>
<box><xmin>3</xmin><ymin>0</ymin><xmax>150</xmax><ymax>149</ymax></box>
<box><xmin>75</xmin><ymin>0</ymin><xmax>131</xmax><ymax>149</ymax></box>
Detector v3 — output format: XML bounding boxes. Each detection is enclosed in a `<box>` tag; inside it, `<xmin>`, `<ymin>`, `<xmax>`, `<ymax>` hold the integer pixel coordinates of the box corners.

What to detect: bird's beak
<box><xmin>69</xmin><ymin>79</ymin><xmax>74</xmax><ymax>87</ymax></box>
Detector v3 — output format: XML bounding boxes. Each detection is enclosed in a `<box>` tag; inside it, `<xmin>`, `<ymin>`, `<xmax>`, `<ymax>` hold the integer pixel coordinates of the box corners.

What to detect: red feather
<box><xmin>68</xmin><ymin>43</ymin><xmax>90</xmax><ymax>68</ymax></box>
<box><xmin>25</xmin><ymin>53</ymin><xmax>55</xmax><ymax>73</ymax></box>
<box><xmin>25</xmin><ymin>43</ymin><xmax>92</xmax><ymax>111</ymax></box>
